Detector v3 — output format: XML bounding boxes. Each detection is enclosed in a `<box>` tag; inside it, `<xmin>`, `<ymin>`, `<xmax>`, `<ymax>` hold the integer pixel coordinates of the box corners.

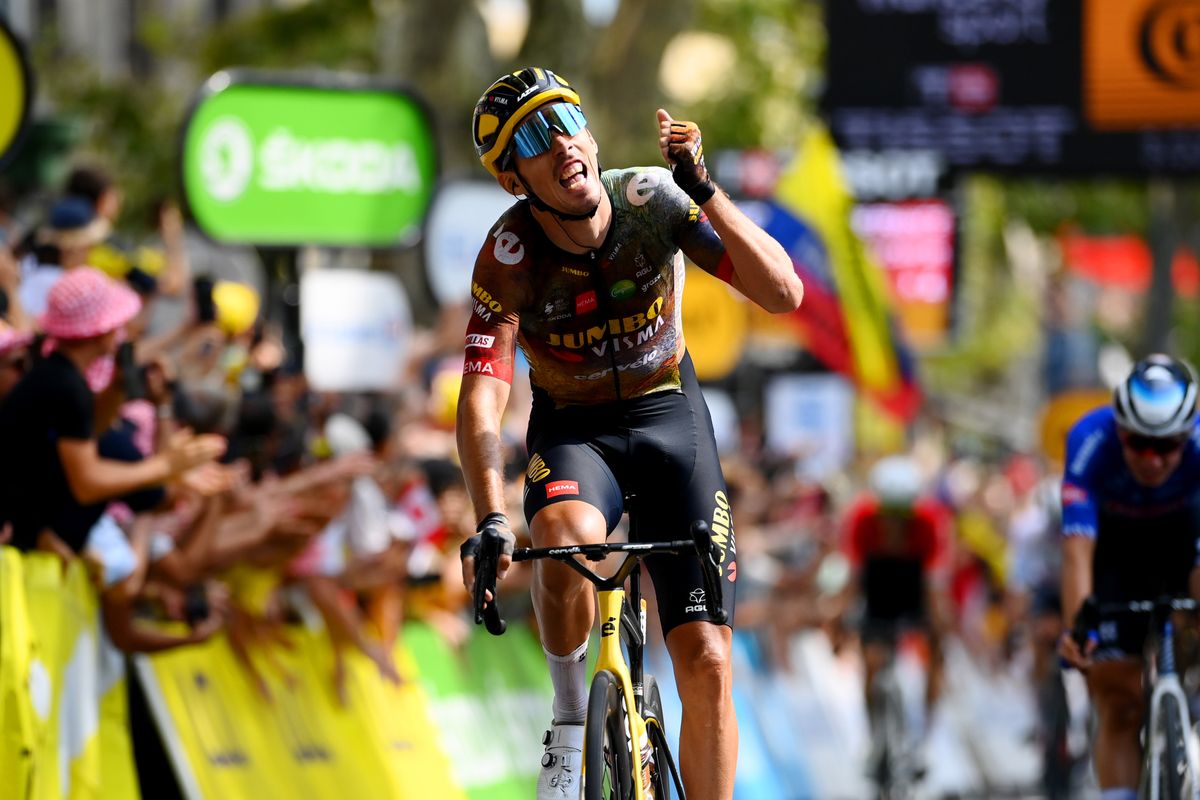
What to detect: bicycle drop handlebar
<box><xmin>1071</xmin><ymin>596</ymin><xmax>1199</xmax><ymax>651</ymax></box>
<box><xmin>470</xmin><ymin>520</ymin><xmax>728</xmax><ymax>636</ymax></box>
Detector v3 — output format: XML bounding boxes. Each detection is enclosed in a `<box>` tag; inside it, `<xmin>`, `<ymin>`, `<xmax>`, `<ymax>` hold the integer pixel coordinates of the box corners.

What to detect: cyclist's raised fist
<box><xmin>657</xmin><ymin>108</ymin><xmax>715</xmax><ymax>205</ymax></box>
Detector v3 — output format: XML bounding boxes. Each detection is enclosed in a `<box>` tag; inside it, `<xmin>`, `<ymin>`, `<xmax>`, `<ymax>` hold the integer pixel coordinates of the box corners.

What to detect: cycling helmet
<box><xmin>473</xmin><ymin>67</ymin><xmax>582</xmax><ymax>178</ymax></box>
<box><xmin>1112</xmin><ymin>354</ymin><xmax>1199</xmax><ymax>438</ymax></box>
<box><xmin>868</xmin><ymin>455</ymin><xmax>922</xmax><ymax>508</ymax></box>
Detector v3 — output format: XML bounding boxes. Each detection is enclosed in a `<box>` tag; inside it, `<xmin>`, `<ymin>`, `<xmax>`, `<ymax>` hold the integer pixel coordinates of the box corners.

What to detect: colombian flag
<box><xmin>756</xmin><ymin>127</ymin><xmax>921</xmax><ymax>421</ymax></box>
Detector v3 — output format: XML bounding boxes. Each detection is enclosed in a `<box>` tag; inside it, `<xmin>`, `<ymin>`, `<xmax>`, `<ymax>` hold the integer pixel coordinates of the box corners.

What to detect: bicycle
<box><xmin>1073</xmin><ymin>596</ymin><xmax>1200</xmax><ymax>800</ymax></box>
<box><xmin>865</xmin><ymin>634</ymin><xmax>921</xmax><ymax>800</ymax></box>
<box><xmin>471</xmin><ymin>513</ymin><xmax>727</xmax><ymax>800</ymax></box>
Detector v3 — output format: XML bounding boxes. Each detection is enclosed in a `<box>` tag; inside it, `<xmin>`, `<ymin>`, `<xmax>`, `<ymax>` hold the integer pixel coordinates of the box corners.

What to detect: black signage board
<box><xmin>822</xmin><ymin>0</ymin><xmax>1200</xmax><ymax>176</ymax></box>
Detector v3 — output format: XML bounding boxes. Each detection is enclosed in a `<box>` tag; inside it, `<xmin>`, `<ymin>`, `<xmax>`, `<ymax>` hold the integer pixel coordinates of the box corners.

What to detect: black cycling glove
<box><xmin>459</xmin><ymin>511</ymin><xmax>516</xmax><ymax>563</ymax></box>
<box><xmin>665</xmin><ymin>120</ymin><xmax>716</xmax><ymax>206</ymax></box>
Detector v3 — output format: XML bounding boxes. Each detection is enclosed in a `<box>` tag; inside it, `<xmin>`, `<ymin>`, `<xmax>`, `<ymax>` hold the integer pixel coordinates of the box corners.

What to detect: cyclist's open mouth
<box><xmin>559</xmin><ymin>160</ymin><xmax>587</xmax><ymax>190</ymax></box>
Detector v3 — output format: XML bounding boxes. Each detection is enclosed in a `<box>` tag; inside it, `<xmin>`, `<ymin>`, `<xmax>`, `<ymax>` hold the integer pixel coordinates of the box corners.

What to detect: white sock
<box><xmin>545</xmin><ymin>640</ymin><xmax>589</xmax><ymax>724</ymax></box>
<box><xmin>1100</xmin><ymin>789</ymin><xmax>1137</xmax><ymax>800</ymax></box>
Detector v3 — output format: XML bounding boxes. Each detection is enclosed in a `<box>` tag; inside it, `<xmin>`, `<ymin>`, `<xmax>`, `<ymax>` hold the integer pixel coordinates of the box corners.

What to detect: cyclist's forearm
<box><xmin>1061</xmin><ymin>535</ymin><xmax>1094</xmax><ymax>628</ymax></box>
<box><xmin>702</xmin><ymin>190</ymin><xmax>803</xmax><ymax>314</ymax></box>
<box><xmin>455</xmin><ymin>376</ymin><xmax>511</xmax><ymax>522</ymax></box>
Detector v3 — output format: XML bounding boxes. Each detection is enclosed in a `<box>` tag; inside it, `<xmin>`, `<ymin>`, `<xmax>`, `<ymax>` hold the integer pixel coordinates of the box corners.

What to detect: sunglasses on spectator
<box><xmin>1121</xmin><ymin>432</ymin><xmax>1190</xmax><ymax>455</ymax></box>
<box><xmin>510</xmin><ymin>103</ymin><xmax>588</xmax><ymax>161</ymax></box>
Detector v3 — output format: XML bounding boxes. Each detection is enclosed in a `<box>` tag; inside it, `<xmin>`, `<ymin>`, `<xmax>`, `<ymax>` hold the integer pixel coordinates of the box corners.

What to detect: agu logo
<box><xmin>1085</xmin><ymin>0</ymin><xmax>1200</xmax><ymax>128</ymax></box>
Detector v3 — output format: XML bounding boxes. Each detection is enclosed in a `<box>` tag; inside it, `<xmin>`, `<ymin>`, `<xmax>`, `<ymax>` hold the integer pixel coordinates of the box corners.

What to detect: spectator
<box><xmin>0</xmin><ymin>268</ymin><xmax>224</xmax><ymax>553</ymax></box>
<box><xmin>0</xmin><ymin>323</ymin><xmax>32</xmax><ymax>403</ymax></box>
<box><xmin>18</xmin><ymin>196</ymin><xmax>110</xmax><ymax>318</ymax></box>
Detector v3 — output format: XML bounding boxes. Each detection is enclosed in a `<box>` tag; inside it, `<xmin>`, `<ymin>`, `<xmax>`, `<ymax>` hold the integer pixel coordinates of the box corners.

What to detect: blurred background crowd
<box><xmin>1</xmin><ymin>0</ymin><xmax>1199</xmax><ymax>798</ymax></box>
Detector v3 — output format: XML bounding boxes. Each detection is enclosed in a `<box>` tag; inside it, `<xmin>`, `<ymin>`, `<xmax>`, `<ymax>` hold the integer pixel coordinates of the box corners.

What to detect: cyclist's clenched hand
<box><xmin>460</xmin><ymin>512</ymin><xmax>516</xmax><ymax>602</ymax></box>
<box><xmin>657</xmin><ymin>108</ymin><xmax>716</xmax><ymax>205</ymax></box>
<box><xmin>1057</xmin><ymin>629</ymin><xmax>1096</xmax><ymax>672</ymax></box>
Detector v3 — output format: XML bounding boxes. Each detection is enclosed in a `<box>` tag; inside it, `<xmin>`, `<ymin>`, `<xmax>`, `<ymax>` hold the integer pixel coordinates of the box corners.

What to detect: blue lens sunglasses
<box><xmin>510</xmin><ymin>103</ymin><xmax>588</xmax><ymax>161</ymax></box>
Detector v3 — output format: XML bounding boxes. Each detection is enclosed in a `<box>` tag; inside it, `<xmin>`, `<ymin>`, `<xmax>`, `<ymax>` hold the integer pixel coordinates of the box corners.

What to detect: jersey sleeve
<box><xmin>841</xmin><ymin>497</ymin><xmax>871</xmax><ymax>566</ymax></box>
<box><xmin>1061</xmin><ymin>419</ymin><xmax>1103</xmax><ymax>539</ymax></box>
<box><xmin>652</xmin><ymin>168</ymin><xmax>736</xmax><ymax>285</ymax></box>
<box><xmin>462</xmin><ymin>216</ymin><xmax>528</xmax><ymax>384</ymax></box>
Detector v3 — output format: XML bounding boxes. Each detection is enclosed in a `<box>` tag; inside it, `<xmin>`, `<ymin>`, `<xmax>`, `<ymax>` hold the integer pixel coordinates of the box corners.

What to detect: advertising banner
<box><xmin>681</xmin><ymin>265</ymin><xmax>749</xmax><ymax>382</ymax></box>
<box><xmin>135</xmin><ymin>628</ymin><xmax>463</xmax><ymax>800</ymax></box>
<box><xmin>424</xmin><ymin>182</ymin><xmax>517</xmax><ymax>306</ymax></box>
<box><xmin>824</xmin><ymin>0</ymin><xmax>1200</xmax><ymax>175</ymax></box>
<box><xmin>853</xmin><ymin>199</ymin><xmax>956</xmax><ymax>349</ymax></box>
<box><xmin>764</xmin><ymin>373</ymin><xmax>856</xmax><ymax>480</ymax></box>
<box><xmin>300</xmin><ymin>269</ymin><xmax>412</xmax><ymax>392</ymax></box>
<box><xmin>0</xmin><ymin>17</ymin><xmax>33</xmax><ymax>170</ymax></box>
<box><xmin>180</xmin><ymin>71</ymin><xmax>437</xmax><ymax>246</ymax></box>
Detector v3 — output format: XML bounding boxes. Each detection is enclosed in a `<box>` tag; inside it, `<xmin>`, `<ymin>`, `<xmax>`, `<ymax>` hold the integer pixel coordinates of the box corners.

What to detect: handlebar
<box><xmin>1071</xmin><ymin>596</ymin><xmax>1198</xmax><ymax>651</ymax></box>
<box><xmin>472</xmin><ymin>529</ymin><xmax>508</xmax><ymax>636</ymax></box>
<box><xmin>470</xmin><ymin>520</ymin><xmax>728</xmax><ymax>636</ymax></box>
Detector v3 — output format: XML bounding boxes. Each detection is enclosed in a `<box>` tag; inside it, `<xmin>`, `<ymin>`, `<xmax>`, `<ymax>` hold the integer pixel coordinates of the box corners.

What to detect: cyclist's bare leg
<box><xmin>666</xmin><ymin>621</ymin><xmax>737</xmax><ymax>800</ymax></box>
<box><xmin>925</xmin><ymin>628</ymin><xmax>943</xmax><ymax>721</ymax></box>
<box><xmin>1086</xmin><ymin>658</ymin><xmax>1144</xmax><ymax>790</ymax></box>
<box><xmin>529</xmin><ymin>501</ymin><xmax>607</xmax><ymax>656</ymax></box>
<box><xmin>861</xmin><ymin>637</ymin><xmax>892</xmax><ymax>722</ymax></box>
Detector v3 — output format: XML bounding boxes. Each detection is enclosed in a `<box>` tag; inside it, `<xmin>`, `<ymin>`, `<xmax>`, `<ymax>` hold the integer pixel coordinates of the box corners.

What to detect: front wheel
<box><xmin>1155</xmin><ymin>693</ymin><xmax>1188</xmax><ymax>800</ymax></box>
<box><xmin>585</xmin><ymin>670</ymin><xmax>633</xmax><ymax>800</ymax></box>
<box><xmin>643</xmin><ymin>675</ymin><xmax>673</xmax><ymax>800</ymax></box>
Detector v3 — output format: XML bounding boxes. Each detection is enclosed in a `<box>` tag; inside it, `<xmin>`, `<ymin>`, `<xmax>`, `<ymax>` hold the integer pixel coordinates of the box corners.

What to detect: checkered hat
<box><xmin>40</xmin><ymin>267</ymin><xmax>142</xmax><ymax>340</ymax></box>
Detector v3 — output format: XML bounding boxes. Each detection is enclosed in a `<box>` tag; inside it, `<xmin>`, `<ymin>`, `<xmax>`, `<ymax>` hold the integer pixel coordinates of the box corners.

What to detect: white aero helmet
<box><xmin>869</xmin><ymin>455</ymin><xmax>923</xmax><ymax>508</ymax></box>
<box><xmin>1113</xmin><ymin>354</ymin><xmax>1199</xmax><ymax>439</ymax></box>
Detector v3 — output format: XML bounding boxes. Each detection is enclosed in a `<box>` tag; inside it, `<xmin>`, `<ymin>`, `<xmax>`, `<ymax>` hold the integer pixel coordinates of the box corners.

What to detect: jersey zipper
<box><xmin>587</xmin><ymin>249</ymin><xmax>624</xmax><ymax>402</ymax></box>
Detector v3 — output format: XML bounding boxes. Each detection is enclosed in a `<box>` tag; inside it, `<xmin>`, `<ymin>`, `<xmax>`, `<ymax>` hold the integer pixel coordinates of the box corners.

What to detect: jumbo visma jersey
<box><xmin>463</xmin><ymin>166</ymin><xmax>734</xmax><ymax>406</ymax></box>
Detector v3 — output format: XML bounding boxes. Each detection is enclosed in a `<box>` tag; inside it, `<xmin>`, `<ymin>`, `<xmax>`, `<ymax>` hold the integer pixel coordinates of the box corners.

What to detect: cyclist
<box><xmin>843</xmin><ymin>455</ymin><xmax>951</xmax><ymax>777</ymax></box>
<box><xmin>456</xmin><ymin>67</ymin><xmax>803</xmax><ymax>800</ymax></box>
<box><xmin>1058</xmin><ymin>354</ymin><xmax>1200</xmax><ymax>800</ymax></box>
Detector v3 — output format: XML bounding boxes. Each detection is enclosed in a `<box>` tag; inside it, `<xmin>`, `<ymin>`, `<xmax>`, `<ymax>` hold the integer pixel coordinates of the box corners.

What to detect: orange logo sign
<box><xmin>1085</xmin><ymin>0</ymin><xmax>1200</xmax><ymax>128</ymax></box>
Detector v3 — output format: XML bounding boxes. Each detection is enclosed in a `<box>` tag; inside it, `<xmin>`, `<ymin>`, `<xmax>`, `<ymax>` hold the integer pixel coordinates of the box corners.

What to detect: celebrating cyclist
<box><xmin>843</xmin><ymin>455</ymin><xmax>951</xmax><ymax>776</ymax></box>
<box><xmin>1059</xmin><ymin>354</ymin><xmax>1200</xmax><ymax>800</ymax></box>
<box><xmin>456</xmin><ymin>67</ymin><xmax>802</xmax><ymax>800</ymax></box>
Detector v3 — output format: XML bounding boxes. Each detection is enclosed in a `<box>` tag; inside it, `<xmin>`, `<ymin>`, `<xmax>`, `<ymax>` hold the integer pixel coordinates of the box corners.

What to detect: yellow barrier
<box><xmin>0</xmin><ymin>547</ymin><xmax>139</xmax><ymax>800</ymax></box>
<box><xmin>135</xmin><ymin>628</ymin><xmax>464</xmax><ymax>799</ymax></box>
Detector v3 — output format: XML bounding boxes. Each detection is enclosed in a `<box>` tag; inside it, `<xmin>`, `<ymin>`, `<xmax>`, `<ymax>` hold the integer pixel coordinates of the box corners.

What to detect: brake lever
<box><xmin>472</xmin><ymin>529</ymin><xmax>508</xmax><ymax>636</ymax></box>
<box><xmin>690</xmin><ymin>520</ymin><xmax>728</xmax><ymax>625</ymax></box>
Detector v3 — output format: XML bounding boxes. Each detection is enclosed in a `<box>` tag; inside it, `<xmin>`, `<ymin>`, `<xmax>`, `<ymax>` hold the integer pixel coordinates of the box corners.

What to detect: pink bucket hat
<box><xmin>40</xmin><ymin>267</ymin><xmax>141</xmax><ymax>340</ymax></box>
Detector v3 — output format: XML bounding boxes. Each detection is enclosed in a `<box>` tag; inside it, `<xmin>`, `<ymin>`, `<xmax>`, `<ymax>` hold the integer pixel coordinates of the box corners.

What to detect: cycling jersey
<box><xmin>1062</xmin><ymin>407</ymin><xmax>1200</xmax><ymax>654</ymax></box>
<box><xmin>844</xmin><ymin>496</ymin><xmax>950</xmax><ymax>626</ymax></box>
<box><xmin>463</xmin><ymin>166</ymin><xmax>732</xmax><ymax>407</ymax></box>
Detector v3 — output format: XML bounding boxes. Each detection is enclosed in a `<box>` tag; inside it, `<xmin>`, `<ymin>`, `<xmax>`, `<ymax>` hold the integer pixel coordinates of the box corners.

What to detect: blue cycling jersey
<box><xmin>1062</xmin><ymin>406</ymin><xmax>1200</xmax><ymax>539</ymax></box>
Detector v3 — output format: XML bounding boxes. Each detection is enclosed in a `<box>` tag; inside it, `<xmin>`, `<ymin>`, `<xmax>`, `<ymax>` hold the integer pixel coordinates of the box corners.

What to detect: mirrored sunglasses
<box><xmin>1122</xmin><ymin>432</ymin><xmax>1189</xmax><ymax>455</ymax></box>
<box><xmin>511</xmin><ymin>103</ymin><xmax>588</xmax><ymax>160</ymax></box>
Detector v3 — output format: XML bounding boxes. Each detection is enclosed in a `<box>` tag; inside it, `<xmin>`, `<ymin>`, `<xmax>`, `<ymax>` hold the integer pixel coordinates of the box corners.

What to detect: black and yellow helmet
<box><xmin>472</xmin><ymin>67</ymin><xmax>582</xmax><ymax>177</ymax></box>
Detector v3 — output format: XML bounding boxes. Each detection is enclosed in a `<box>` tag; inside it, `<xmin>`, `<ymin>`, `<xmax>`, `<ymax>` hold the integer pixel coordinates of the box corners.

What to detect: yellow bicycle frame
<box><xmin>586</xmin><ymin>585</ymin><xmax>653</xmax><ymax>799</ymax></box>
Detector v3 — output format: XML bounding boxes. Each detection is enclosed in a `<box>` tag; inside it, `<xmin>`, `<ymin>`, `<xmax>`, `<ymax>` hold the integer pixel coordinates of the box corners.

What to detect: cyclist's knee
<box><xmin>530</xmin><ymin>501</ymin><xmax>606</xmax><ymax>548</ymax></box>
<box><xmin>667</xmin><ymin>623</ymin><xmax>733</xmax><ymax>696</ymax></box>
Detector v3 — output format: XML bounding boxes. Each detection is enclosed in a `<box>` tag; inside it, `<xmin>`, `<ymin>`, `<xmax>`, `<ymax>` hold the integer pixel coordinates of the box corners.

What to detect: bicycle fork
<box><xmin>591</xmin><ymin>586</ymin><xmax>655</xmax><ymax>800</ymax></box>
<box><xmin>1146</xmin><ymin>620</ymin><xmax>1200</xmax><ymax>800</ymax></box>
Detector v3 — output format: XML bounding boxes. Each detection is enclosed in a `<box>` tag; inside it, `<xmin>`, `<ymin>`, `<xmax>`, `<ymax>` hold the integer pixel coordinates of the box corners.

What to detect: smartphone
<box><xmin>116</xmin><ymin>341</ymin><xmax>146</xmax><ymax>400</ymax></box>
<box><xmin>184</xmin><ymin>584</ymin><xmax>210</xmax><ymax>626</ymax></box>
<box><xmin>193</xmin><ymin>276</ymin><xmax>217</xmax><ymax>324</ymax></box>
